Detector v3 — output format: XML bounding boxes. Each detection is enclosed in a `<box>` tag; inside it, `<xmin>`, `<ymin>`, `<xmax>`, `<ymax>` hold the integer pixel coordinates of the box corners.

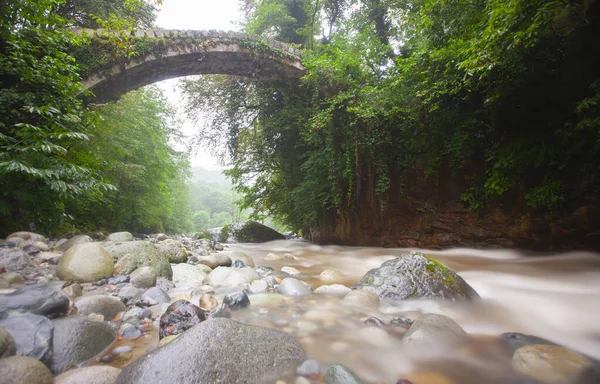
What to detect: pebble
<box><xmin>324</xmin><ymin>364</ymin><xmax>362</xmax><ymax>384</ymax></box>
<box><xmin>256</xmin><ymin>265</ymin><xmax>273</xmax><ymax>277</ymax></box>
<box><xmin>112</xmin><ymin>345</ymin><xmax>133</xmax><ymax>355</ymax></box>
<box><xmin>282</xmin><ymin>266</ymin><xmax>301</xmax><ymax>275</ymax></box>
<box><xmin>277</xmin><ymin>277</ymin><xmax>312</xmax><ymax>297</ymax></box>
<box><xmin>248</xmin><ymin>279</ymin><xmax>269</xmax><ymax>293</ymax></box>
<box><xmin>297</xmin><ymin>359</ymin><xmax>320</xmax><ymax>377</ymax></box>
<box><xmin>232</xmin><ymin>259</ymin><xmax>245</xmax><ymax>268</ymax></box>
<box><xmin>223</xmin><ymin>290</ymin><xmax>251</xmax><ymax>310</ymax></box>
<box><xmin>320</xmin><ymin>269</ymin><xmax>345</xmax><ymax>282</ymax></box>
<box><xmin>314</xmin><ymin>284</ymin><xmax>351</xmax><ymax>297</ymax></box>
<box><xmin>199</xmin><ymin>294</ymin><xmax>219</xmax><ymax>311</ymax></box>
<box><xmin>122</xmin><ymin>326</ymin><xmax>143</xmax><ymax>340</ymax></box>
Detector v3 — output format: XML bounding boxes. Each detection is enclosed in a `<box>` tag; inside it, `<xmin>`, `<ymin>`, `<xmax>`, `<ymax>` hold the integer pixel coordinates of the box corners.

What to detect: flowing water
<box><xmin>101</xmin><ymin>240</ymin><xmax>600</xmax><ymax>383</ymax></box>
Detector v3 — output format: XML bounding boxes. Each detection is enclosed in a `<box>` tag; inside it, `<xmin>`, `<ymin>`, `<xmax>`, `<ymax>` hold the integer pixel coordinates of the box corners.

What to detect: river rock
<box><xmin>106</xmin><ymin>232</ymin><xmax>134</xmax><ymax>242</ymax></box>
<box><xmin>0</xmin><ymin>249</ymin><xmax>34</xmax><ymax>271</ymax></box>
<box><xmin>223</xmin><ymin>290</ymin><xmax>250</xmax><ymax>310</ymax></box>
<box><xmin>315</xmin><ymin>284</ymin><xmax>352</xmax><ymax>297</ymax></box>
<box><xmin>206</xmin><ymin>266</ymin><xmax>259</xmax><ymax>288</ymax></box>
<box><xmin>52</xmin><ymin>315</ymin><xmax>116</xmax><ymax>373</ymax></box>
<box><xmin>513</xmin><ymin>344</ymin><xmax>594</xmax><ymax>384</ymax></box>
<box><xmin>6</xmin><ymin>231</ymin><xmax>46</xmax><ymax>243</ymax></box>
<box><xmin>223</xmin><ymin>251</ymin><xmax>255</xmax><ymax>267</ymax></box>
<box><xmin>199</xmin><ymin>294</ymin><xmax>219</xmax><ymax>311</ymax></box>
<box><xmin>33</xmin><ymin>241</ymin><xmax>50</xmax><ymax>251</ymax></box>
<box><xmin>0</xmin><ymin>311</ymin><xmax>53</xmax><ymax>365</ymax></box>
<box><xmin>320</xmin><ymin>269</ymin><xmax>346</xmax><ymax>282</ymax></box>
<box><xmin>278</xmin><ymin>277</ymin><xmax>312</xmax><ymax>297</ymax></box>
<box><xmin>107</xmin><ymin>241</ymin><xmax>172</xmax><ymax>280</ymax></box>
<box><xmin>0</xmin><ymin>325</ymin><xmax>16</xmax><ymax>358</ymax></box>
<box><xmin>219</xmin><ymin>221</ymin><xmax>286</xmax><ymax>243</ymax></box>
<box><xmin>0</xmin><ymin>356</ymin><xmax>53</xmax><ymax>384</ymax></box>
<box><xmin>324</xmin><ymin>364</ymin><xmax>363</xmax><ymax>384</ymax></box>
<box><xmin>172</xmin><ymin>264</ymin><xmax>207</xmax><ymax>283</ymax></box>
<box><xmin>248</xmin><ymin>278</ymin><xmax>269</xmax><ymax>293</ymax></box>
<box><xmin>215</xmin><ymin>253</ymin><xmax>232</xmax><ymax>266</ymax></box>
<box><xmin>54</xmin><ymin>366</ymin><xmax>121</xmax><ymax>384</ymax></box>
<box><xmin>232</xmin><ymin>259</ymin><xmax>245</xmax><ymax>268</ymax></box>
<box><xmin>37</xmin><ymin>251</ymin><xmax>62</xmax><ymax>264</ymax></box>
<box><xmin>159</xmin><ymin>300</ymin><xmax>206</xmax><ymax>339</ymax></box>
<box><xmin>500</xmin><ymin>332</ymin><xmax>558</xmax><ymax>355</ymax></box>
<box><xmin>282</xmin><ymin>266</ymin><xmax>301</xmax><ymax>275</ymax></box>
<box><xmin>74</xmin><ymin>295</ymin><xmax>126</xmax><ymax>320</ymax></box>
<box><xmin>156</xmin><ymin>239</ymin><xmax>188</xmax><ymax>263</ymax></box>
<box><xmin>138</xmin><ymin>286</ymin><xmax>171</xmax><ymax>306</ymax></box>
<box><xmin>115</xmin><ymin>318</ymin><xmax>305</xmax><ymax>383</ymax></box>
<box><xmin>0</xmin><ymin>272</ymin><xmax>24</xmax><ymax>285</ymax></box>
<box><xmin>403</xmin><ymin>313</ymin><xmax>469</xmax><ymax>348</ymax></box>
<box><xmin>352</xmin><ymin>251</ymin><xmax>479</xmax><ymax>302</ymax></box>
<box><xmin>197</xmin><ymin>255</ymin><xmax>220</xmax><ymax>269</ymax></box>
<box><xmin>57</xmin><ymin>235</ymin><xmax>93</xmax><ymax>252</ymax></box>
<box><xmin>0</xmin><ymin>282</ymin><xmax>69</xmax><ymax>317</ymax></box>
<box><xmin>256</xmin><ymin>265</ymin><xmax>273</xmax><ymax>277</ymax></box>
<box><xmin>130</xmin><ymin>266</ymin><xmax>157</xmax><ymax>288</ymax></box>
<box><xmin>57</xmin><ymin>242</ymin><xmax>114</xmax><ymax>283</ymax></box>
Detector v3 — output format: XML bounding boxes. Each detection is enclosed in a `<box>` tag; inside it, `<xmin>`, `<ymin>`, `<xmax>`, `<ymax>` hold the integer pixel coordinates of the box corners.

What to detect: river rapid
<box><xmin>221</xmin><ymin>241</ymin><xmax>600</xmax><ymax>383</ymax></box>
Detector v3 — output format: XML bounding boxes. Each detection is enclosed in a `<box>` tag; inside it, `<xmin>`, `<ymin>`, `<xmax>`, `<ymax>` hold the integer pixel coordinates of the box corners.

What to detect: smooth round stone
<box><xmin>214</xmin><ymin>243</ymin><xmax>224</xmax><ymax>251</ymax></box>
<box><xmin>248</xmin><ymin>279</ymin><xmax>269</xmax><ymax>294</ymax></box>
<box><xmin>207</xmin><ymin>266</ymin><xmax>259</xmax><ymax>288</ymax></box>
<box><xmin>197</xmin><ymin>256</ymin><xmax>220</xmax><ymax>269</ymax></box>
<box><xmin>195</xmin><ymin>264</ymin><xmax>213</xmax><ymax>274</ymax></box>
<box><xmin>0</xmin><ymin>272</ymin><xmax>24</xmax><ymax>285</ymax></box>
<box><xmin>156</xmin><ymin>239</ymin><xmax>187</xmax><ymax>263</ymax></box>
<box><xmin>32</xmin><ymin>241</ymin><xmax>50</xmax><ymax>252</ymax></box>
<box><xmin>265</xmin><ymin>253</ymin><xmax>283</xmax><ymax>260</ymax></box>
<box><xmin>57</xmin><ymin>242</ymin><xmax>114</xmax><ymax>283</ymax></box>
<box><xmin>55</xmin><ymin>366</ymin><xmax>121</xmax><ymax>384</ymax></box>
<box><xmin>105</xmin><ymin>241</ymin><xmax>173</xmax><ymax>280</ymax></box>
<box><xmin>0</xmin><ymin>325</ymin><xmax>16</xmax><ymax>358</ymax></box>
<box><xmin>320</xmin><ymin>269</ymin><xmax>345</xmax><ymax>282</ymax></box>
<box><xmin>341</xmin><ymin>290</ymin><xmax>380</xmax><ymax>311</ymax></box>
<box><xmin>106</xmin><ymin>232</ymin><xmax>134</xmax><ymax>242</ymax></box>
<box><xmin>118</xmin><ymin>285</ymin><xmax>143</xmax><ymax>302</ymax></box>
<box><xmin>52</xmin><ymin>315</ymin><xmax>117</xmax><ymax>373</ymax></box>
<box><xmin>199</xmin><ymin>294</ymin><xmax>219</xmax><ymax>311</ymax></box>
<box><xmin>0</xmin><ymin>355</ymin><xmax>53</xmax><ymax>384</ymax></box>
<box><xmin>315</xmin><ymin>284</ymin><xmax>351</xmax><ymax>297</ymax></box>
<box><xmin>512</xmin><ymin>344</ymin><xmax>593</xmax><ymax>384</ymax></box>
<box><xmin>130</xmin><ymin>266</ymin><xmax>157</xmax><ymax>288</ymax></box>
<box><xmin>0</xmin><ymin>310</ymin><xmax>53</xmax><ymax>364</ymax></box>
<box><xmin>324</xmin><ymin>364</ymin><xmax>362</xmax><ymax>384</ymax></box>
<box><xmin>74</xmin><ymin>295</ymin><xmax>126</xmax><ymax>320</ymax></box>
<box><xmin>172</xmin><ymin>264</ymin><xmax>208</xmax><ymax>283</ymax></box>
<box><xmin>402</xmin><ymin>313</ymin><xmax>469</xmax><ymax>348</ymax></box>
<box><xmin>282</xmin><ymin>266</ymin><xmax>301</xmax><ymax>275</ymax></box>
<box><xmin>215</xmin><ymin>254</ymin><xmax>232</xmax><ymax>267</ymax></box>
<box><xmin>277</xmin><ymin>278</ymin><xmax>312</xmax><ymax>297</ymax></box>
<box><xmin>223</xmin><ymin>290</ymin><xmax>251</xmax><ymax>310</ymax></box>
<box><xmin>6</xmin><ymin>231</ymin><xmax>46</xmax><ymax>243</ymax></box>
<box><xmin>139</xmin><ymin>287</ymin><xmax>171</xmax><ymax>305</ymax></box>
<box><xmin>224</xmin><ymin>251</ymin><xmax>255</xmax><ymax>267</ymax></box>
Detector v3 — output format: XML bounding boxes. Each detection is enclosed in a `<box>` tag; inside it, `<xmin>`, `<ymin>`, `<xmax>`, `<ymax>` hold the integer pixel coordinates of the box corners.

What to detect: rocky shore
<box><xmin>0</xmin><ymin>230</ymin><xmax>598</xmax><ymax>384</ymax></box>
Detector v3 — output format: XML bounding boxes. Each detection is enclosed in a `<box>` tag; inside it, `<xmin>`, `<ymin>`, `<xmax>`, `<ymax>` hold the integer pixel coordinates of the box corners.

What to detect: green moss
<box><xmin>219</xmin><ymin>225</ymin><xmax>230</xmax><ymax>243</ymax></box>
<box><xmin>424</xmin><ymin>255</ymin><xmax>458</xmax><ymax>286</ymax></box>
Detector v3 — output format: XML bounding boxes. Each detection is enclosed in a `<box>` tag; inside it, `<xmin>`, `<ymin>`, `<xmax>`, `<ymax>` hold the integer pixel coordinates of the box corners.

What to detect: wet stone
<box><xmin>138</xmin><ymin>286</ymin><xmax>171</xmax><ymax>306</ymax></box>
<box><xmin>1</xmin><ymin>272</ymin><xmax>24</xmax><ymax>285</ymax></box>
<box><xmin>0</xmin><ymin>356</ymin><xmax>53</xmax><ymax>384</ymax></box>
<box><xmin>256</xmin><ymin>265</ymin><xmax>274</xmax><ymax>277</ymax></box>
<box><xmin>159</xmin><ymin>299</ymin><xmax>207</xmax><ymax>339</ymax></box>
<box><xmin>325</xmin><ymin>364</ymin><xmax>363</xmax><ymax>384</ymax></box>
<box><xmin>0</xmin><ymin>310</ymin><xmax>54</xmax><ymax>365</ymax></box>
<box><xmin>62</xmin><ymin>284</ymin><xmax>83</xmax><ymax>298</ymax></box>
<box><xmin>22</xmin><ymin>244</ymin><xmax>40</xmax><ymax>256</ymax></box>
<box><xmin>391</xmin><ymin>317</ymin><xmax>414</xmax><ymax>328</ymax></box>
<box><xmin>297</xmin><ymin>359</ymin><xmax>320</xmax><ymax>377</ymax></box>
<box><xmin>223</xmin><ymin>290</ymin><xmax>250</xmax><ymax>310</ymax></box>
<box><xmin>54</xmin><ymin>366</ymin><xmax>121</xmax><ymax>384</ymax></box>
<box><xmin>0</xmin><ymin>282</ymin><xmax>70</xmax><ymax>318</ymax></box>
<box><xmin>277</xmin><ymin>277</ymin><xmax>312</xmax><ymax>297</ymax></box>
<box><xmin>209</xmin><ymin>303</ymin><xmax>232</xmax><ymax>319</ymax></box>
<box><xmin>122</xmin><ymin>326</ymin><xmax>143</xmax><ymax>340</ymax></box>
<box><xmin>364</xmin><ymin>317</ymin><xmax>385</xmax><ymax>327</ymax></box>
<box><xmin>108</xmin><ymin>275</ymin><xmax>130</xmax><ymax>285</ymax></box>
<box><xmin>500</xmin><ymin>332</ymin><xmax>558</xmax><ymax>356</ymax></box>
<box><xmin>74</xmin><ymin>294</ymin><xmax>126</xmax><ymax>320</ymax></box>
<box><xmin>0</xmin><ymin>325</ymin><xmax>16</xmax><ymax>358</ymax></box>
<box><xmin>315</xmin><ymin>284</ymin><xmax>351</xmax><ymax>297</ymax></box>
<box><xmin>216</xmin><ymin>253</ymin><xmax>232</xmax><ymax>267</ymax></box>
<box><xmin>232</xmin><ymin>259</ymin><xmax>245</xmax><ymax>268</ymax></box>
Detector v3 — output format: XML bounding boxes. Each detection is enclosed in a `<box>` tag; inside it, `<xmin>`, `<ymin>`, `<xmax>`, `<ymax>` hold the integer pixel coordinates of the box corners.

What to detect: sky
<box><xmin>154</xmin><ymin>0</ymin><xmax>242</xmax><ymax>170</ymax></box>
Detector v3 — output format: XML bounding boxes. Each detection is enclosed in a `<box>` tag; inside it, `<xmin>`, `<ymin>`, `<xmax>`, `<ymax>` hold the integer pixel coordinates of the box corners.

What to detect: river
<box><xmin>103</xmin><ymin>240</ymin><xmax>600</xmax><ymax>383</ymax></box>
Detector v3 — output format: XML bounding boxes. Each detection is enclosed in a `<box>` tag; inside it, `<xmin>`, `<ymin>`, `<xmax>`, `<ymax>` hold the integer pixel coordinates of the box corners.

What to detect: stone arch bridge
<box><xmin>79</xmin><ymin>29</ymin><xmax>304</xmax><ymax>103</ymax></box>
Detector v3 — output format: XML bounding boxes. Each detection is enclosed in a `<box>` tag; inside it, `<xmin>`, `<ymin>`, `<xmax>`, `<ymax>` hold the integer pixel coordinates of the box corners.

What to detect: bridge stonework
<box><xmin>79</xmin><ymin>29</ymin><xmax>304</xmax><ymax>103</ymax></box>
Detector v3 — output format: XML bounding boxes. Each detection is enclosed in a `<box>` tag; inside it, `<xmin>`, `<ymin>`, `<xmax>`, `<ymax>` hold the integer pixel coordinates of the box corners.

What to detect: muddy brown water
<box><xmin>96</xmin><ymin>240</ymin><xmax>600</xmax><ymax>383</ymax></box>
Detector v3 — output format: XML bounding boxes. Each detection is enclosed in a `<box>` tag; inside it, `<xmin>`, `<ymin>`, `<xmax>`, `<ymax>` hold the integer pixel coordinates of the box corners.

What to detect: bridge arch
<box><xmin>79</xmin><ymin>29</ymin><xmax>304</xmax><ymax>103</ymax></box>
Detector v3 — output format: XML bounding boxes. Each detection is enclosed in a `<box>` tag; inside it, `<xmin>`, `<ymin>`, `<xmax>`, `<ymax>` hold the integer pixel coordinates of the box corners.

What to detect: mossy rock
<box><xmin>219</xmin><ymin>221</ymin><xmax>285</xmax><ymax>243</ymax></box>
<box><xmin>352</xmin><ymin>251</ymin><xmax>479</xmax><ymax>302</ymax></box>
<box><xmin>103</xmin><ymin>241</ymin><xmax>172</xmax><ymax>280</ymax></box>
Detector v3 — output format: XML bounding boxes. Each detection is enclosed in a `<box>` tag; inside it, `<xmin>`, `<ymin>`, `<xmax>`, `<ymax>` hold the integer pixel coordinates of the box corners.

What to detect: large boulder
<box><xmin>57</xmin><ymin>242</ymin><xmax>114</xmax><ymax>283</ymax></box>
<box><xmin>219</xmin><ymin>221</ymin><xmax>286</xmax><ymax>243</ymax></box>
<box><xmin>104</xmin><ymin>241</ymin><xmax>172</xmax><ymax>280</ymax></box>
<box><xmin>206</xmin><ymin>266</ymin><xmax>259</xmax><ymax>288</ymax></box>
<box><xmin>0</xmin><ymin>282</ymin><xmax>70</xmax><ymax>318</ymax></box>
<box><xmin>352</xmin><ymin>252</ymin><xmax>479</xmax><ymax>302</ymax></box>
<box><xmin>0</xmin><ymin>311</ymin><xmax>54</xmax><ymax>366</ymax></box>
<box><xmin>156</xmin><ymin>239</ymin><xmax>188</xmax><ymax>263</ymax></box>
<box><xmin>56</xmin><ymin>235</ymin><xmax>93</xmax><ymax>252</ymax></box>
<box><xmin>115</xmin><ymin>318</ymin><xmax>305</xmax><ymax>384</ymax></box>
<box><xmin>52</xmin><ymin>315</ymin><xmax>116</xmax><ymax>373</ymax></box>
<box><xmin>402</xmin><ymin>313</ymin><xmax>469</xmax><ymax>348</ymax></box>
<box><xmin>0</xmin><ymin>356</ymin><xmax>53</xmax><ymax>384</ymax></box>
